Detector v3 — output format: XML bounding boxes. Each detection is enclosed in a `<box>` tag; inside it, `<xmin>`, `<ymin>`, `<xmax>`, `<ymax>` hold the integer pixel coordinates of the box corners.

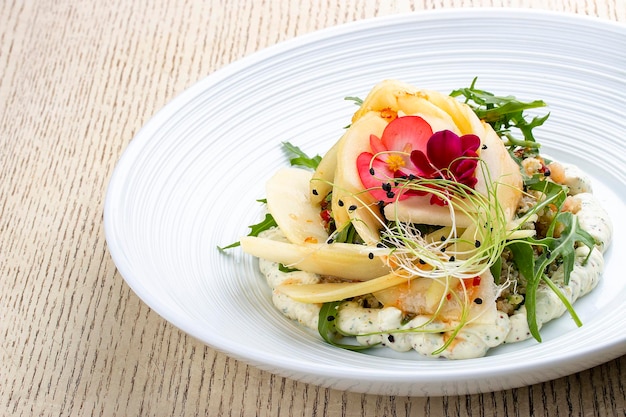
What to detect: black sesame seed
<box><xmin>382</xmin><ymin>183</ymin><xmax>392</xmax><ymax>192</ymax></box>
<box><xmin>419</xmin><ymin>259</ymin><xmax>426</xmax><ymax>265</ymax></box>
<box><xmin>348</xmin><ymin>204</ymin><xmax>357</xmax><ymax>211</ymax></box>
<box><xmin>481</xmin><ymin>144</ymin><xmax>488</xmax><ymax>150</ymax></box>
<box><xmin>327</xmin><ymin>315</ymin><xmax>335</xmax><ymax>321</ymax></box>
<box><xmin>440</xmin><ymin>247</ymin><xmax>446</xmax><ymax>253</ymax></box>
<box><xmin>387</xmin><ymin>335</ymin><xmax>395</xmax><ymax>343</ymax></box>
<box><xmin>475</xmin><ymin>240</ymin><xmax>481</xmax><ymax>248</ymax></box>
<box><xmin>377</xmin><ymin>200</ymin><xmax>386</xmax><ymax>217</ymax></box>
<box><xmin>449</xmin><ymin>256</ymin><xmax>455</xmax><ymax>262</ymax></box>
<box><xmin>369</xmin><ymin>168</ymin><xmax>375</xmax><ymax>175</ymax></box>
<box><xmin>474</xmin><ymin>298</ymin><xmax>483</xmax><ymax>305</ymax></box>
<box><xmin>377</xmin><ymin>243</ymin><xmax>385</xmax><ymax>248</ymax></box>
<box><xmin>368</xmin><ymin>252</ymin><xmax>374</xmax><ymax>260</ymax></box>
<box><xmin>312</xmin><ymin>189</ymin><xmax>319</xmax><ymax>196</ymax></box>
<box><xmin>327</xmin><ymin>238</ymin><xmax>334</xmax><ymax>244</ymax></box>
<box><xmin>386</xmin><ymin>191</ymin><xmax>395</xmax><ymax>198</ymax></box>
<box><xmin>544</xmin><ymin>168</ymin><xmax>551</xmax><ymax>177</ymax></box>
<box><xmin>338</xmin><ymin>200</ymin><xmax>344</xmax><ymax>207</ymax></box>
<box><xmin>440</xmin><ymin>235</ymin><xmax>446</xmax><ymax>242</ymax></box>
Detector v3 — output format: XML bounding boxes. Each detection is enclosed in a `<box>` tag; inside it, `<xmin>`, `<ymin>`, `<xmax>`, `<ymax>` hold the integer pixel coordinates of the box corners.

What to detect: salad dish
<box><xmin>235</xmin><ymin>79</ymin><xmax>612</xmax><ymax>359</ymax></box>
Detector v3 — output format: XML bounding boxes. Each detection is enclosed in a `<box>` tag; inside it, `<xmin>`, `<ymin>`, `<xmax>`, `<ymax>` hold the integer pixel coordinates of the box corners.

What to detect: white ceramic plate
<box><xmin>104</xmin><ymin>9</ymin><xmax>626</xmax><ymax>396</ymax></box>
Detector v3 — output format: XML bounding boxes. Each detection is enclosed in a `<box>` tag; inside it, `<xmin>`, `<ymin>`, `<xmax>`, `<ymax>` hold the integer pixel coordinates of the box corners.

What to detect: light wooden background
<box><xmin>1</xmin><ymin>1</ymin><xmax>625</xmax><ymax>416</ymax></box>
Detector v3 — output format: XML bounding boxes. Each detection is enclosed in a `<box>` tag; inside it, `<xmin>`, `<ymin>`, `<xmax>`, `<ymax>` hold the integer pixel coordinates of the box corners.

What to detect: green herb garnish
<box><xmin>508</xmin><ymin>211</ymin><xmax>595</xmax><ymax>341</ymax></box>
<box><xmin>344</xmin><ymin>96</ymin><xmax>364</xmax><ymax>106</ymax></box>
<box><xmin>318</xmin><ymin>301</ymin><xmax>373</xmax><ymax>351</ymax></box>
<box><xmin>450</xmin><ymin>77</ymin><xmax>549</xmax><ymax>153</ymax></box>
<box><xmin>282</xmin><ymin>141</ymin><xmax>322</xmax><ymax>170</ymax></box>
<box><xmin>218</xmin><ymin>212</ymin><xmax>277</xmax><ymax>251</ymax></box>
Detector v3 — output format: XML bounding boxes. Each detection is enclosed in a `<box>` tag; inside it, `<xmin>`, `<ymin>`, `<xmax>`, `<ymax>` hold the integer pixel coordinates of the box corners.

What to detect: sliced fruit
<box><xmin>332</xmin><ymin>112</ymin><xmax>388</xmax><ymax>244</ymax></box>
<box><xmin>240</xmin><ymin>235</ymin><xmax>391</xmax><ymax>281</ymax></box>
<box><xmin>310</xmin><ymin>140</ymin><xmax>340</xmax><ymax>206</ymax></box>
<box><xmin>276</xmin><ymin>271</ymin><xmax>412</xmax><ymax>304</ymax></box>
<box><xmin>266</xmin><ymin>167</ymin><xmax>329</xmax><ymax>245</ymax></box>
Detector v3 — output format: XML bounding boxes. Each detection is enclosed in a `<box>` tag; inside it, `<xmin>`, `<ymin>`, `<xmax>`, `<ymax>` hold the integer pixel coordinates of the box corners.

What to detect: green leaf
<box><xmin>508</xmin><ymin>241</ymin><xmax>543</xmax><ymax>341</ymax></box>
<box><xmin>507</xmin><ymin>209</ymin><xmax>595</xmax><ymax>341</ymax></box>
<box><xmin>450</xmin><ymin>77</ymin><xmax>549</xmax><ymax>153</ymax></box>
<box><xmin>282</xmin><ymin>141</ymin><xmax>322</xmax><ymax>170</ymax></box>
<box><xmin>318</xmin><ymin>301</ymin><xmax>373</xmax><ymax>351</ymax></box>
<box><xmin>545</xmin><ymin>212</ymin><xmax>595</xmax><ymax>285</ymax></box>
<box><xmin>218</xmin><ymin>213</ymin><xmax>277</xmax><ymax>251</ymax></box>
<box><xmin>525</xmin><ymin>175</ymin><xmax>568</xmax><ymax>209</ymax></box>
<box><xmin>490</xmin><ymin>255</ymin><xmax>503</xmax><ymax>284</ymax></box>
<box><xmin>333</xmin><ymin>223</ymin><xmax>363</xmax><ymax>244</ymax></box>
<box><xmin>248</xmin><ymin>213</ymin><xmax>278</xmax><ymax>236</ymax></box>
<box><xmin>278</xmin><ymin>263</ymin><xmax>299</xmax><ymax>273</ymax></box>
<box><xmin>344</xmin><ymin>96</ymin><xmax>363</xmax><ymax>106</ymax></box>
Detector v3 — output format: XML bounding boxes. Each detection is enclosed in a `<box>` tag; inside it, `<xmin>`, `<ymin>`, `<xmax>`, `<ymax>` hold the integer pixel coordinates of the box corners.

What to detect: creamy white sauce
<box><xmin>256</xmin><ymin>165</ymin><xmax>611</xmax><ymax>359</ymax></box>
<box><xmin>572</xmin><ymin>193</ymin><xmax>612</xmax><ymax>253</ymax></box>
<box><xmin>259</xmin><ymin>251</ymin><xmax>321</xmax><ymax>330</ymax></box>
<box><xmin>504</xmin><ymin>245</ymin><xmax>604</xmax><ymax>343</ymax></box>
<box><xmin>336</xmin><ymin>302</ymin><xmax>511</xmax><ymax>359</ymax></box>
<box><xmin>561</xmin><ymin>161</ymin><xmax>593</xmax><ymax>195</ymax></box>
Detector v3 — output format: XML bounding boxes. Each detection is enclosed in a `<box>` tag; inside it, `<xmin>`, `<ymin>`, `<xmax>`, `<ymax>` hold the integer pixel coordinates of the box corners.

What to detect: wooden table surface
<box><xmin>1</xmin><ymin>0</ymin><xmax>625</xmax><ymax>416</ymax></box>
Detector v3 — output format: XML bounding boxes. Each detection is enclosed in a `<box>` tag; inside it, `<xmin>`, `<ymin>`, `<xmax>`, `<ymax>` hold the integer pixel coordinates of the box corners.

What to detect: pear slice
<box><xmin>352</xmin><ymin>80</ymin><xmax>483</xmax><ymax>136</ymax></box>
<box><xmin>352</xmin><ymin>79</ymin><xmax>418</xmax><ymax>122</ymax></box>
<box><xmin>309</xmin><ymin>139</ymin><xmax>339</xmax><ymax>206</ymax></box>
<box><xmin>332</xmin><ymin>112</ymin><xmax>388</xmax><ymax>244</ymax></box>
<box><xmin>276</xmin><ymin>271</ymin><xmax>412</xmax><ymax>304</ymax></box>
<box><xmin>240</xmin><ymin>235</ymin><xmax>391</xmax><ymax>281</ymax></box>
<box><xmin>266</xmin><ymin>167</ymin><xmax>329</xmax><ymax>245</ymax></box>
<box><xmin>373</xmin><ymin>277</ymin><xmax>450</xmax><ymax>314</ymax></box>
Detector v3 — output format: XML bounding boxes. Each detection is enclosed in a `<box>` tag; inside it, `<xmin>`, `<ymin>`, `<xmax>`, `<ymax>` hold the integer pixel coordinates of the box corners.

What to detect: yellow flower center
<box><xmin>386</xmin><ymin>154</ymin><xmax>406</xmax><ymax>172</ymax></box>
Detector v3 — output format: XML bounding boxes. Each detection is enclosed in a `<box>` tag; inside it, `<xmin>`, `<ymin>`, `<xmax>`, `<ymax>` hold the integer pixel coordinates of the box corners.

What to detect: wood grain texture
<box><xmin>1</xmin><ymin>0</ymin><xmax>624</xmax><ymax>415</ymax></box>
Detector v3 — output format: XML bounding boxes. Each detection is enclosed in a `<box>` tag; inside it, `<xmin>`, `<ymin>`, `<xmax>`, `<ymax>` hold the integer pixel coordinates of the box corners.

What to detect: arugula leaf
<box><xmin>545</xmin><ymin>212</ymin><xmax>595</xmax><ymax>284</ymax></box>
<box><xmin>333</xmin><ymin>223</ymin><xmax>364</xmax><ymax>245</ymax></box>
<box><xmin>278</xmin><ymin>263</ymin><xmax>299</xmax><ymax>273</ymax></box>
<box><xmin>344</xmin><ymin>96</ymin><xmax>363</xmax><ymax>106</ymax></box>
<box><xmin>218</xmin><ymin>213</ymin><xmax>277</xmax><ymax>251</ymax></box>
<box><xmin>525</xmin><ymin>175</ymin><xmax>568</xmax><ymax>209</ymax></box>
<box><xmin>508</xmin><ymin>211</ymin><xmax>595</xmax><ymax>341</ymax></box>
<box><xmin>489</xmin><ymin>255</ymin><xmax>503</xmax><ymax>284</ymax></box>
<box><xmin>282</xmin><ymin>142</ymin><xmax>322</xmax><ymax>170</ymax></box>
<box><xmin>318</xmin><ymin>301</ymin><xmax>373</xmax><ymax>351</ymax></box>
<box><xmin>508</xmin><ymin>241</ymin><xmax>543</xmax><ymax>340</ymax></box>
<box><xmin>450</xmin><ymin>77</ymin><xmax>549</xmax><ymax>151</ymax></box>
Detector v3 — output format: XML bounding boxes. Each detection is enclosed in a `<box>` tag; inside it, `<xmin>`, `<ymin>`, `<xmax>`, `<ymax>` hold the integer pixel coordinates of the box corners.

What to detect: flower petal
<box><xmin>380</xmin><ymin>116</ymin><xmax>432</xmax><ymax>154</ymax></box>
<box><xmin>452</xmin><ymin>158</ymin><xmax>478</xmax><ymax>179</ymax></box>
<box><xmin>369</xmin><ymin>134</ymin><xmax>386</xmax><ymax>156</ymax></box>
<box><xmin>409</xmin><ymin>150</ymin><xmax>437</xmax><ymax>177</ymax></box>
<box><xmin>426</xmin><ymin>130</ymin><xmax>462</xmax><ymax>170</ymax></box>
<box><xmin>357</xmin><ymin>152</ymin><xmax>399</xmax><ymax>202</ymax></box>
<box><xmin>460</xmin><ymin>134</ymin><xmax>481</xmax><ymax>154</ymax></box>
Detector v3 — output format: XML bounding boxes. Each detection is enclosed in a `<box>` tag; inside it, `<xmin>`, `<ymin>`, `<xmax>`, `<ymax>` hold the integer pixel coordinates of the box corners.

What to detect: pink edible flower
<box><xmin>357</xmin><ymin>116</ymin><xmax>481</xmax><ymax>206</ymax></box>
<box><xmin>356</xmin><ymin>116</ymin><xmax>432</xmax><ymax>203</ymax></box>
<box><xmin>409</xmin><ymin>129</ymin><xmax>481</xmax><ymax>205</ymax></box>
